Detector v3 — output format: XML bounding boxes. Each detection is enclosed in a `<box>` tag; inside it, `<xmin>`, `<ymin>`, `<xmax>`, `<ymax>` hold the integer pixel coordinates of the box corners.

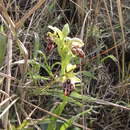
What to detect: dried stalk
<box><xmin>116</xmin><ymin>0</ymin><xmax>125</xmax><ymax>81</ymax></box>
<box><xmin>103</xmin><ymin>0</ymin><xmax>121</xmax><ymax>81</ymax></box>
<box><xmin>2</xmin><ymin>31</ymin><xmax>12</xmax><ymax>129</ymax></box>
<box><xmin>0</xmin><ymin>2</ymin><xmax>15</xmax><ymax>33</ymax></box>
<box><xmin>80</xmin><ymin>8</ymin><xmax>92</xmax><ymax>130</ymax></box>
<box><xmin>75</xmin><ymin>0</ymin><xmax>84</xmax><ymax>24</ymax></box>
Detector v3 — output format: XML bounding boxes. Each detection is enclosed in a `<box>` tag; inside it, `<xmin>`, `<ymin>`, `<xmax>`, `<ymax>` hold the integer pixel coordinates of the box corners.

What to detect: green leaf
<box><xmin>32</xmin><ymin>74</ymin><xmax>50</xmax><ymax>80</ymax></box>
<box><xmin>17</xmin><ymin>120</ymin><xmax>30</xmax><ymax>129</ymax></box>
<box><xmin>62</xmin><ymin>23</ymin><xmax>70</xmax><ymax>37</ymax></box>
<box><xmin>101</xmin><ymin>55</ymin><xmax>118</xmax><ymax>63</ymax></box>
<box><xmin>47</xmin><ymin>99</ymin><xmax>67</xmax><ymax>130</ymax></box>
<box><xmin>46</xmin><ymin>89</ymin><xmax>83</xmax><ymax>107</ymax></box>
<box><xmin>60</xmin><ymin>119</ymin><xmax>73</xmax><ymax>130</ymax></box>
<box><xmin>70</xmin><ymin>92</ymin><xmax>96</xmax><ymax>102</ymax></box>
<box><xmin>33</xmin><ymin>51</ymin><xmax>54</xmax><ymax>77</ymax></box>
<box><xmin>70</xmin><ymin>91</ymin><xmax>82</xmax><ymax>99</ymax></box>
<box><xmin>33</xmin><ymin>32</ymin><xmax>40</xmax><ymax>58</ymax></box>
<box><xmin>51</xmin><ymin>62</ymin><xmax>61</xmax><ymax>70</ymax></box>
<box><xmin>58</xmin><ymin>92</ymin><xmax>83</xmax><ymax>106</ymax></box>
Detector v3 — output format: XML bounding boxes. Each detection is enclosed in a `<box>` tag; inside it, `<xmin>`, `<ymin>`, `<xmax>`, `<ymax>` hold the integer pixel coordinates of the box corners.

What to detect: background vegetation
<box><xmin>0</xmin><ymin>0</ymin><xmax>130</xmax><ymax>130</ymax></box>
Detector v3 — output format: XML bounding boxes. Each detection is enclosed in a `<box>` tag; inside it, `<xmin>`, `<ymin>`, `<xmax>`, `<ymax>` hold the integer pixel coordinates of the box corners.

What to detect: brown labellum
<box><xmin>66</xmin><ymin>79</ymin><xmax>71</xmax><ymax>84</ymax></box>
<box><xmin>71</xmin><ymin>46</ymin><xmax>85</xmax><ymax>58</ymax></box>
<box><xmin>46</xmin><ymin>42</ymin><xmax>55</xmax><ymax>52</ymax></box>
<box><xmin>63</xmin><ymin>79</ymin><xmax>75</xmax><ymax>96</ymax></box>
<box><xmin>76</xmin><ymin>48</ymin><xmax>85</xmax><ymax>58</ymax></box>
<box><xmin>45</xmin><ymin>36</ymin><xmax>56</xmax><ymax>52</ymax></box>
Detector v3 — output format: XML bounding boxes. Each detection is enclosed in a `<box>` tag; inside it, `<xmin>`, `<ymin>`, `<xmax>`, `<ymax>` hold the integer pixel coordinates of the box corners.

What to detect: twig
<box><xmin>0</xmin><ymin>90</ymin><xmax>9</xmax><ymax>97</ymax></box>
<box><xmin>95</xmin><ymin>99</ymin><xmax>130</xmax><ymax>111</ymax></box>
<box><xmin>0</xmin><ymin>72</ymin><xmax>16</xmax><ymax>81</ymax></box>
<box><xmin>0</xmin><ymin>95</ymin><xmax>16</xmax><ymax>108</ymax></box>
<box><xmin>0</xmin><ymin>98</ymin><xmax>19</xmax><ymax>119</ymax></box>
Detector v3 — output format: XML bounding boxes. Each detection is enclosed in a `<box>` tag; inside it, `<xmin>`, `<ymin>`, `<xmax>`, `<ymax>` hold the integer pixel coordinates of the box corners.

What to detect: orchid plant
<box><xmin>47</xmin><ymin>24</ymin><xmax>85</xmax><ymax>95</ymax></box>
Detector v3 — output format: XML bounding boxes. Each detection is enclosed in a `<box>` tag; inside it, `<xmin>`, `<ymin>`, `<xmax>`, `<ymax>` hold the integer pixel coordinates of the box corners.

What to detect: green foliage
<box><xmin>9</xmin><ymin>120</ymin><xmax>32</xmax><ymax>130</ymax></box>
<box><xmin>48</xmin><ymin>23</ymin><xmax>84</xmax><ymax>84</ymax></box>
<box><xmin>28</xmin><ymin>50</ymin><xmax>54</xmax><ymax>83</ymax></box>
<box><xmin>17</xmin><ymin>120</ymin><xmax>30</xmax><ymax>130</ymax></box>
<box><xmin>47</xmin><ymin>97</ymin><xmax>67</xmax><ymax>130</ymax></box>
<box><xmin>26</xmin><ymin>24</ymin><xmax>88</xmax><ymax>130</ymax></box>
<box><xmin>28</xmin><ymin>24</ymin><xmax>85</xmax><ymax>87</ymax></box>
<box><xmin>21</xmin><ymin>23</ymin><xmax>102</xmax><ymax>130</ymax></box>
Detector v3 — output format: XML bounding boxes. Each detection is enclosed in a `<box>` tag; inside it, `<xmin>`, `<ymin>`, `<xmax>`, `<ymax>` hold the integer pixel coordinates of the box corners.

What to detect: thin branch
<box><xmin>0</xmin><ymin>72</ymin><xmax>16</xmax><ymax>81</ymax></box>
<box><xmin>0</xmin><ymin>95</ymin><xmax>16</xmax><ymax>108</ymax></box>
<box><xmin>0</xmin><ymin>98</ymin><xmax>19</xmax><ymax>119</ymax></box>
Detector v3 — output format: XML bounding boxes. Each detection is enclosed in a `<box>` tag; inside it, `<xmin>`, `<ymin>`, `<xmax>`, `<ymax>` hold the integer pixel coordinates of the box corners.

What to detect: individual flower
<box><xmin>71</xmin><ymin>46</ymin><xmax>85</xmax><ymax>58</ymax></box>
<box><xmin>45</xmin><ymin>36</ymin><xmax>56</xmax><ymax>52</ymax></box>
<box><xmin>63</xmin><ymin>79</ymin><xmax>75</xmax><ymax>96</ymax></box>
